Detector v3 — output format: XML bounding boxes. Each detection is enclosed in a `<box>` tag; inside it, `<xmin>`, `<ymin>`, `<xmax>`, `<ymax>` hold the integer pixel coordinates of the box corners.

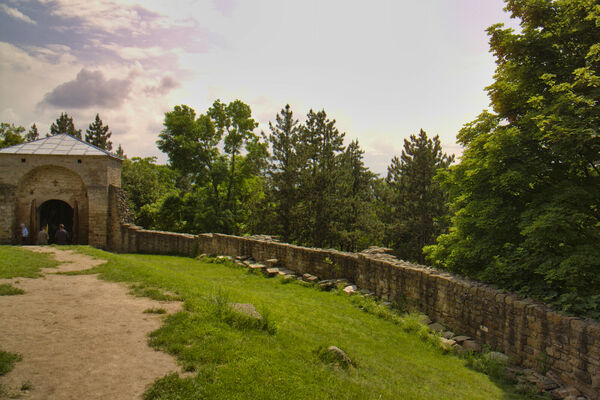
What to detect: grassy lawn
<box><xmin>0</xmin><ymin>246</ymin><xmax>58</xmax><ymax>278</ymax></box>
<box><xmin>60</xmin><ymin>246</ymin><xmax>538</xmax><ymax>400</ymax></box>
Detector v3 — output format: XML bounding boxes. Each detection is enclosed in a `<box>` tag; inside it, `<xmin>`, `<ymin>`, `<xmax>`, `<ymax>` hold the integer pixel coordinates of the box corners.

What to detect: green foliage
<box><xmin>463</xmin><ymin>351</ymin><xmax>509</xmax><ymax>383</ymax></box>
<box><xmin>335</xmin><ymin>140</ymin><xmax>383</xmax><ymax>251</ymax></box>
<box><xmin>0</xmin><ymin>122</ymin><xmax>25</xmax><ymax>148</ymax></box>
<box><xmin>383</xmin><ymin>129</ymin><xmax>454</xmax><ymax>263</ymax></box>
<box><xmin>0</xmin><ymin>283</ymin><xmax>25</xmax><ymax>296</ymax></box>
<box><xmin>115</xmin><ymin>143</ymin><xmax>125</xmax><ymax>157</ymax></box>
<box><xmin>265</xmin><ymin>104</ymin><xmax>302</xmax><ymax>242</ymax></box>
<box><xmin>121</xmin><ymin>157</ymin><xmax>179</xmax><ymax>228</ymax></box>
<box><xmin>264</xmin><ymin>105</ymin><xmax>381</xmax><ymax>250</ymax></box>
<box><xmin>0</xmin><ymin>246</ymin><xmax>59</xmax><ymax>278</ymax></box>
<box><xmin>156</xmin><ymin>101</ymin><xmax>267</xmax><ymax>235</ymax></box>
<box><xmin>426</xmin><ymin>0</ymin><xmax>600</xmax><ymax>319</ymax></box>
<box><xmin>295</xmin><ymin>109</ymin><xmax>346</xmax><ymax>248</ymax></box>
<box><xmin>85</xmin><ymin>113</ymin><xmax>112</xmax><ymax>150</ymax></box>
<box><xmin>0</xmin><ymin>350</ymin><xmax>22</xmax><ymax>376</ymax></box>
<box><xmin>144</xmin><ymin>307</ymin><xmax>167</xmax><ymax>314</ymax></box>
<box><xmin>50</xmin><ymin>112</ymin><xmax>82</xmax><ymax>138</ymax></box>
<box><xmin>25</xmin><ymin>123</ymin><xmax>39</xmax><ymax>142</ymax></box>
<box><xmin>144</xmin><ymin>373</ymin><xmax>203</xmax><ymax>400</ymax></box>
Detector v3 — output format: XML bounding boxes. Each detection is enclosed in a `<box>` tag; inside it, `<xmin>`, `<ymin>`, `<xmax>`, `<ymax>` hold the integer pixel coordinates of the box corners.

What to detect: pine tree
<box><xmin>50</xmin><ymin>113</ymin><xmax>82</xmax><ymax>138</ymax></box>
<box><xmin>385</xmin><ymin>129</ymin><xmax>453</xmax><ymax>263</ymax></box>
<box><xmin>115</xmin><ymin>144</ymin><xmax>125</xmax><ymax>158</ymax></box>
<box><xmin>297</xmin><ymin>109</ymin><xmax>345</xmax><ymax>248</ymax></box>
<box><xmin>85</xmin><ymin>113</ymin><xmax>113</xmax><ymax>150</ymax></box>
<box><xmin>335</xmin><ymin>139</ymin><xmax>381</xmax><ymax>251</ymax></box>
<box><xmin>25</xmin><ymin>123</ymin><xmax>39</xmax><ymax>142</ymax></box>
<box><xmin>266</xmin><ymin>105</ymin><xmax>301</xmax><ymax>242</ymax></box>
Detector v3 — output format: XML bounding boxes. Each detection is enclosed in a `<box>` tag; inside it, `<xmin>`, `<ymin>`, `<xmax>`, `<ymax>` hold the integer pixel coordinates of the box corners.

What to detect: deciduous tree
<box><xmin>0</xmin><ymin>122</ymin><xmax>25</xmax><ymax>148</ymax></box>
<box><xmin>425</xmin><ymin>0</ymin><xmax>600</xmax><ymax>318</ymax></box>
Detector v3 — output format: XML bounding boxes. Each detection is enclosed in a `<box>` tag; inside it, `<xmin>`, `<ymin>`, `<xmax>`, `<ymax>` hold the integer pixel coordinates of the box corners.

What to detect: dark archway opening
<box><xmin>40</xmin><ymin>200</ymin><xmax>73</xmax><ymax>244</ymax></box>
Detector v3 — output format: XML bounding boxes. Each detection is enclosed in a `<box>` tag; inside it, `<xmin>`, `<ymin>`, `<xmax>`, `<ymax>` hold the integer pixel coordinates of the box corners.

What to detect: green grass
<box><xmin>65</xmin><ymin>246</ymin><xmax>536</xmax><ymax>399</ymax></box>
<box><xmin>0</xmin><ymin>283</ymin><xmax>25</xmax><ymax>296</ymax></box>
<box><xmin>0</xmin><ymin>350</ymin><xmax>22</xmax><ymax>376</ymax></box>
<box><xmin>144</xmin><ymin>307</ymin><xmax>168</xmax><ymax>314</ymax></box>
<box><xmin>0</xmin><ymin>246</ymin><xmax>59</xmax><ymax>278</ymax></box>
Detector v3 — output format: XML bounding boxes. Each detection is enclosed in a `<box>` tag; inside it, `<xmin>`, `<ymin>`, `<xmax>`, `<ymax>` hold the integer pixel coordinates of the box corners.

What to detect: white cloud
<box><xmin>98</xmin><ymin>43</ymin><xmax>172</xmax><ymax>61</ymax></box>
<box><xmin>38</xmin><ymin>0</ymin><xmax>159</xmax><ymax>33</ymax></box>
<box><xmin>0</xmin><ymin>4</ymin><xmax>36</xmax><ymax>24</ymax></box>
<box><xmin>41</xmin><ymin>68</ymin><xmax>134</xmax><ymax>109</ymax></box>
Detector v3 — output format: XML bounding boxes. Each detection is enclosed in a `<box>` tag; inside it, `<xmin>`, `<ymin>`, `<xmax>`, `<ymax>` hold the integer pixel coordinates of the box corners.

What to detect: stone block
<box><xmin>343</xmin><ymin>285</ymin><xmax>357</xmax><ymax>294</ymax></box>
<box><xmin>265</xmin><ymin>258</ymin><xmax>279</xmax><ymax>267</ymax></box>
<box><xmin>453</xmin><ymin>335</ymin><xmax>472</xmax><ymax>344</ymax></box>
<box><xmin>463</xmin><ymin>340</ymin><xmax>481</xmax><ymax>352</ymax></box>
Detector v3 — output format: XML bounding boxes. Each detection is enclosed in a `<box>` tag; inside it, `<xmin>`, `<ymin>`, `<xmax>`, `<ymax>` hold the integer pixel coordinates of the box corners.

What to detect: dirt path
<box><xmin>0</xmin><ymin>247</ymin><xmax>183</xmax><ymax>399</ymax></box>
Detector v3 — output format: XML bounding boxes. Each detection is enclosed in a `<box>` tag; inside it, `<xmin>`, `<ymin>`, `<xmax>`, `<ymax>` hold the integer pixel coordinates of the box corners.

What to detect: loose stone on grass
<box><xmin>343</xmin><ymin>285</ymin><xmax>357</xmax><ymax>294</ymax></box>
<box><xmin>324</xmin><ymin>346</ymin><xmax>353</xmax><ymax>368</ymax></box>
<box><xmin>462</xmin><ymin>340</ymin><xmax>481</xmax><ymax>352</ymax></box>
<box><xmin>318</xmin><ymin>280</ymin><xmax>335</xmax><ymax>291</ymax></box>
<box><xmin>231</xmin><ymin>303</ymin><xmax>262</xmax><ymax>321</ymax></box>
<box><xmin>452</xmin><ymin>335</ymin><xmax>471</xmax><ymax>344</ymax></box>
<box><xmin>302</xmin><ymin>273</ymin><xmax>318</xmax><ymax>283</ymax></box>
<box><xmin>277</xmin><ymin>269</ymin><xmax>294</xmax><ymax>276</ymax></box>
<box><xmin>265</xmin><ymin>259</ymin><xmax>279</xmax><ymax>267</ymax></box>
<box><xmin>265</xmin><ymin>268</ymin><xmax>279</xmax><ymax>277</ymax></box>
<box><xmin>442</xmin><ymin>331</ymin><xmax>455</xmax><ymax>339</ymax></box>
<box><xmin>248</xmin><ymin>263</ymin><xmax>266</xmax><ymax>271</ymax></box>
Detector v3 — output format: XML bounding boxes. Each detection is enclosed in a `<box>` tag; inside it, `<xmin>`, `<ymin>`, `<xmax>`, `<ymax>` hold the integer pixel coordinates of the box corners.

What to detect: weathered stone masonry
<box><xmin>0</xmin><ymin>135</ymin><xmax>122</xmax><ymax>248</ymax></box>
<box><xmin>112</xmin><ymin>226</ymin><xmax>599</xmax><ymax>399</ymax></box>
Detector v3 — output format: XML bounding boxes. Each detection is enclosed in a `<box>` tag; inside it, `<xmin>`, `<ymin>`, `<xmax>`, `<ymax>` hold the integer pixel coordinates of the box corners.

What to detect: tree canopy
<box><xmin>0</xmin><ymin>123</ymin><xmax>25</xmax><ymax>148</ymax></box>
<box><xmin>384</xmin><ymin>130</ymin><xmax>453</xmax><ymax>263</ymax></box>
<box><xmin>50</xmin><ymin>112</ymin><xmax>82</xmax><ymax>138</ymax></box>
<box><xmin>85</xmin><ymin>114</ymin><xmax>113</xmax><ymax>150</ymax></box>
<box><xmin>425</xmin><ymin>0</ymin><xmax>600</xmax><ymax>318</ymax></box>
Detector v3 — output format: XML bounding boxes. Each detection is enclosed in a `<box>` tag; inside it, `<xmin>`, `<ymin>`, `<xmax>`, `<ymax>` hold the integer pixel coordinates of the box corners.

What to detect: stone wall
<box><xmin>0</xmin><ymin>154</ymin><xmax>122</xmax><ymax>247</ymax></box>
<box><xmin>0</xmin><ymin>183</ymin><xmax>16</xmax><ymax>244</ymax></box>
<box><xmin>114</xmin><ymin>226</ymin><xmax>600</xmax><ymax>399</ymax></box>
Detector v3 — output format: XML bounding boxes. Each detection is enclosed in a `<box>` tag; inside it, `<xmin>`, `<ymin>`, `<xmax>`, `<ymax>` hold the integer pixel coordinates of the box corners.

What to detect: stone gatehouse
<box><xmin>0</xmin><ymin>134</ymin><xmax>122</xmax><ymax>248</ymax></box>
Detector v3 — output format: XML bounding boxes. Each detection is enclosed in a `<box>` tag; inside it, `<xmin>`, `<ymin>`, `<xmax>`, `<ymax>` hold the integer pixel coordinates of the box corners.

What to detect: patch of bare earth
<box><xmin>0</xmin><ymin>246</ymin><xmax>183</xmax><ymax>399</ymax></box>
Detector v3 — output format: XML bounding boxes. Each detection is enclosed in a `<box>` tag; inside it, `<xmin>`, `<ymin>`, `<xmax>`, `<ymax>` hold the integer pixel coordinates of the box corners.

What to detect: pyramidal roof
<box><xmin>0</xmin><ymin>134</ymin><xmax>120</xmax><ymax>159</ymax></box>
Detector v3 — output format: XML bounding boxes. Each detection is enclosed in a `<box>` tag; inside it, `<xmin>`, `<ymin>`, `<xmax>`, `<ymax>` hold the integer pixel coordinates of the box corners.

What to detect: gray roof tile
<box><xmin>0</xmin><ymin>134</ymin><xmax>119</xmax><ymax>158</ymax></box>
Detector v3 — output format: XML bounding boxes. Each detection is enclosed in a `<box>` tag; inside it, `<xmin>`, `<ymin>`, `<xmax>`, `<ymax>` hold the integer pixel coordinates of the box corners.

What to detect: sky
<box><xmin>0</xmin><ymin>0</ymin><xmax>520</xmax><ymax>175</ymax></box>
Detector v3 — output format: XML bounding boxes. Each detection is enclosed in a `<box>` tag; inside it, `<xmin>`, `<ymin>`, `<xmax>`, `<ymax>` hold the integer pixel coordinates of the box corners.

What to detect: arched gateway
<box><xmin>0</xmin><ymin>134</ymin><xmax>122</xmax><ymax>248</ymax></box>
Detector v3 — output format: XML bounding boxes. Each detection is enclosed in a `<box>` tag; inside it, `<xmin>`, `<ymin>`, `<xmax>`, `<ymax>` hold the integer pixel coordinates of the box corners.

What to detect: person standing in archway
<box><xmin>55</xmin><ymin>224</ymin><xmax>69</xmax><ymax>245</ymax></box>
<box><xmin>20</xmin><ymin>223</ymin><xmax>29</xmax><ymax>245</ymax></box>
<box><xmin>37</xmin><ymin>225</ymin><xmax>49</xmax><ymax>245</ymax></box>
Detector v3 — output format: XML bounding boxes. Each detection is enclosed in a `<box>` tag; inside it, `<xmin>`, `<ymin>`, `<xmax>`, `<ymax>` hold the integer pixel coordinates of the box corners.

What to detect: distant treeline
<box><xmin>0</xmin><ymin>112</ymin><xmax>124</xmax><ymax>156</ymax></box>
<box><xmin>122</xmin><ymin>102</ymin><xmax>453</xmax><ymax>264</ymax></box>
